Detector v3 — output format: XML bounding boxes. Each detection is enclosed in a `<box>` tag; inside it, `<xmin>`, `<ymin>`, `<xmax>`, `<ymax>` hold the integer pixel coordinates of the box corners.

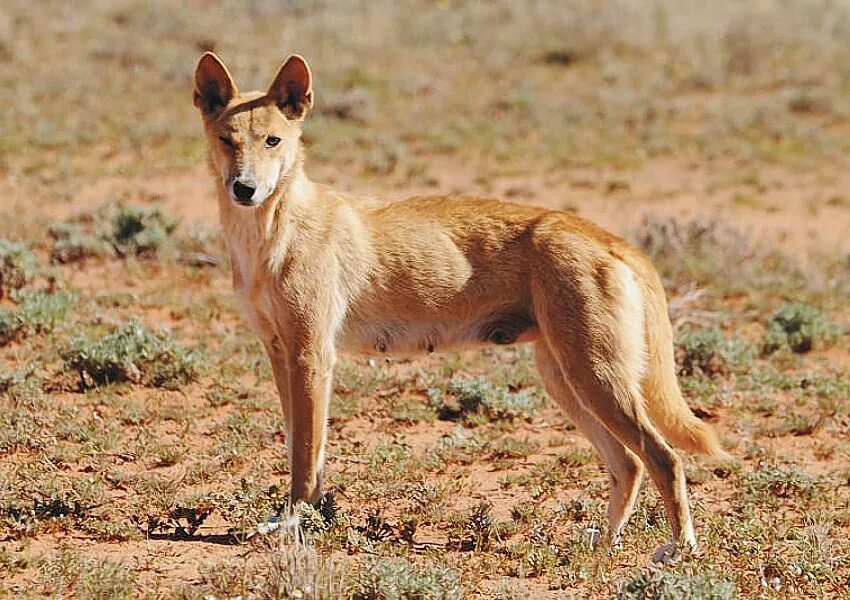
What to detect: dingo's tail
<box><xmin>641</xmin><ymin>270</ymin><xmax>729</xmax><ymax>458</ymax></box>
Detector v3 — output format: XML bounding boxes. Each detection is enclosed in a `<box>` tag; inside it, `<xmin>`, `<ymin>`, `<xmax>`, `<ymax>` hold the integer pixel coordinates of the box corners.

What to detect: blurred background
<box><xmin>3</xmin><ymin>1</ymin><xmax>850</xmax><ymax>258</ymax></box>
<box><xmin>1</xmin><ymin>2</ymin><xmax>849</xmax><ymax>598</ymax></box>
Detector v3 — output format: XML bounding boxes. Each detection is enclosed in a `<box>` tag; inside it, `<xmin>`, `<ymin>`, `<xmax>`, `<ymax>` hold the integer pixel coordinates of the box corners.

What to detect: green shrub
<box><xmin>111</xmin><ymin>205</ymin><xmax>178</xmax><ymax>257</ymax></box>
<box><xmin>0</xmin><ymin>239</ymin><xmax>37</xmax><ymax>298</ymax></box>
<box><xmin>33</xmin><ymin>552</ymin><xmax>135</xmax><ymax>599</ymax></box>
<box><xmin>676</xmin><ymin>328</ymin><xmax>726</xmax><ymax>376</ymax></box>
<box><xmin>453</xmin><ymin>501</ymin><xmax>499</xmax><ymax>551</ymax></box>
<box><xmin>762</xmin><ymin>303</ymin><xmax>841</xmax><ymax>354</ymax></box>
<box><xmin>61</xmin><ymin>321</ymin><xmax>201</xmax><ymax>389</ymax></box>
<box><xmin>0</xmin><ymin>291</ymin><xmax>76</xmax><ymax>345</ymax></box>
<box><xmin>675</xmin><ymin>327</ymin><xmax>753</xmax><ymax>377</ymax></box>
<box><xmin>351</xmin><ymin>557</ymin><xmax>462</xmax><ymax>600</ymax></box>
<box><xmin>74</xmin><ymin>559</ymin><xmax>136</xmax><ymax>600</ymax></box>
<box><xmin>738</xmin><ymin>465</ymin><xmax>821</xmax><ymax>507</ymax></box>
<box><xmin>430</xmin><ymin>377</ymin><xmax>540</xmax><ymax>422</ymax></box>
<box><xmin>48</xmin><ymin>204</ymin><xmax>180</xmax><ymax>263</ymax></box>
<box><xmin>48</xmin><ymin>223</ymin><xmax>111</xmax><ymax>264</ymax></box>
<box><xmin>0</xmin><ymin>404</ymin><xmax>47</xmax><ymax>454</ymax></box>
<box><xmin>616</xmin><ymin>568</ymin><xmax>736</xmax><ymax>599</ymax></box>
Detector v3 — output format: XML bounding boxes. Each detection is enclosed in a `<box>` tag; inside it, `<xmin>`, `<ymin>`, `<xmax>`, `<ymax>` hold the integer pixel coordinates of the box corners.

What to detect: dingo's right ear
<box><xmin>267</xmin><ymin>54</ymin><xmax>313</xmax><ymax>120</ymax></box>
<box><xmin>193</xmin><ymin>52</ymin><xmax>237</xmax><ymax>116</ymax></box>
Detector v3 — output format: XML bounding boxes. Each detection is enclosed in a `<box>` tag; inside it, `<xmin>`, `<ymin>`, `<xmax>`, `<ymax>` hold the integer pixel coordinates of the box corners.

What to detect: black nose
<box><xmin>233</xmin><ymin>180</ymin><xmax>256</xmax><ymax>203</ymax></box>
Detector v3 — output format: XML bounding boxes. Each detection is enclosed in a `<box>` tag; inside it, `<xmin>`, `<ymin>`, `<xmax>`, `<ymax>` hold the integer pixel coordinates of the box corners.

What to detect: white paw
<box><xmin>245</xmin><ymin>514</ymin><xmax>281</xmax><ymax>540</ymax></box>
<box><xmin>609</xmin><ymin>533</ymin><xmax>624</xmax><ymax>553</ymax></box>
<box><xmin>245</xmin><ymin>512</ymin><xmax>302</xmax><ymax>540</ymax></box>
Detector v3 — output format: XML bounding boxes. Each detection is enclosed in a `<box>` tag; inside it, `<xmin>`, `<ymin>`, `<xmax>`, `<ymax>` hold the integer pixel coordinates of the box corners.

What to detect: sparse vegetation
<box><xmin>61</xmin><ymin>320</ymin><xmax>201</xmax><ymax>389</ymax></box>
<box><xmin>0</xmin><ymin>1</ymin><xmax>848</xmax><ymax>597</ymax></box>
<box><xmin>616</xmin><ymin>568</ymin><xmax>736</xmax><ymax>600</ymax></box>
<box><xmin>762</xmin><ymin>302</ymin><xmax>841</xmax><ymax>355</ymax></box>
<box><xmin>27</xmin><ymin>553</ymin><xmax>134</xmax><ymax>599</ymax></box>
<box><xmin>0</xmin><ymin>290</ymin><xmax>76</xmax><ymax>345</ymax></box>
<box><xmin>429</xmin><ymin>377</ymin><xmax>541</xmax><ymax>423</ymax></box>
<box><xmin>0</xmin><ymin>239</ymin><xmax>37</xmax><ymax>298</ymax></box>
<box><xmin>739</xmin><ymin>464</ymin><xmax>822</xmax><ymax>507</ymax></box>
<box><xmin>634</xmin><ymin>217</ymin><xmax>801</xmax><ymax>294</ymax></box>
<box><xmin>675</xmin><ymin>327</ymin><xmax>754</xmax><ymax>377</ymax></box>
<box><xmin>48</xmin><ymin>222</ymin><xmax>112</xmax><ymax>264</ymax></box>
<box><xmin>351</xmin><ymin>557</ymin><xmax>463</xmax><ymax>600</ymax></box>
<box><xmin>49</xmin><ymin>204</ymin><xmax>180</xmax><ymax>263</ymax></box>
<box><xmin>111</xmin><ymin>205</ymin><xmax>179</xmax><ymax>258</ymax></box>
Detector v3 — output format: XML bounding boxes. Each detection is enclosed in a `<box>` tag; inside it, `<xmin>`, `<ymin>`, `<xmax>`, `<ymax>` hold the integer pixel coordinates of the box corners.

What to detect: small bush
<box><xmin>295</xmin><ymin>500</ymin><xmax>340</xmax><ymax>537</ymax></box>
<box><xmin>633</xmin><ymin>217</ymin><xmax>800</xmax><ymax>293</ymax></box>
<box><xmin>0</xmin><ymin>239</ymin><xmax>37</xmax><ymax>298</ymax></box>
<box><xmin>430</xmin><ymin>377</ymin><xmax>539</xmax><ymax>422</ymax></box>
<box><xmin>426</xmin><ymin>426</ymin><xmax>485</xmax><ymax>468</ymax></box>
<box><xmin>48</xmin><ymin>204</ymin><xmax>179</xmax><ymax>263</ymax></box>
<box><xmin>782</xmin><ymin>412</ymin><xmax>822</xmax><ymax>437</ymax></box>
<box><xmin>676</xmin><ymin>328</ymin><xmax>725</xmax><ymax>376</ymax></box>
<box><xmin>616</xmin><ymin>568</ymin><xmax>736</xmax><ymax>599</ymax></box>
<box><xmin>112</xmin><ymin>205</ymin><xmax>178</xmax><ymax>257</ymax></box>
<box><xmin>0</xmin><ymin>474</ymin><xmax>108</xmax><ymax>538</ymax></box>
<box><xmin>143</xmin><ymin>498</ymin><xmax>215</xmax><ymax>538</ymax></box>
<box><xmin>61</xmin><ymin>321</ymin><xmax>201</xmax><ymax>389</ymax></box>
<box><xmin>74</xmin><ymin>559</ymin><xmax>136</xmax><ymax>600</ymax></box>
<box><xmin>195</xmin><ymin>528</ymin><xmax>340</xmax><ymax>599</ymax></box>
<box><xmin>507</xmin><ymin>523</ymin><xmax>565</xmax><ymax>578</ymax></box>
<box><xmin>762</xmin><ymin>303</ymin><xmax>840</xmax><ymax>354</ymax></box>
<box><xmin>0</xmin><ymin>406</ymin><xmax>47</xmax><ymax>455</ymax></box>
<box><xmin>351</xmin><ymin>557</ymin><xmax>463</xmax><ymax>600</ymax></box>
<box><xmin>453</xmin><ymin>501</ymin><xmax>499</xmax><ymax>551</ymax></box>
<box><xmin>785</xmin><ymin>88</ymin><xmax>832</xmax><ymax>115</ymax></box>
<box><xmin>34</xmin><ymin>552</ymin><xmax>135</xmax><ymax>599</ymax></box>
<box><xmin>0</xmin><ymin>291</ymin><xmax>76</xmax><ymax>345</ymax></box>
<box><xmin>739</xmin><ymin>465</ymin><xmax>821</xmax><ymax>508</ymax></box>
<box><xmin>48</xmin><ymin>223</ymin><xmax>111</xmax><ymax>264</ymax></box>
<box><xmin>675</xmin><ymin>327</ymin><xmax>753</xmax><ymax>377</ymax></box>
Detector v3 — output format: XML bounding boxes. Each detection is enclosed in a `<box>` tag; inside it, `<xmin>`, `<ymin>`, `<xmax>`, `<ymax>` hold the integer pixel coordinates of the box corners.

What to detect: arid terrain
<box><xmin>1</xmin><ymin>1</ymin><xmax>849</xmax><ymax>598</ymax></box>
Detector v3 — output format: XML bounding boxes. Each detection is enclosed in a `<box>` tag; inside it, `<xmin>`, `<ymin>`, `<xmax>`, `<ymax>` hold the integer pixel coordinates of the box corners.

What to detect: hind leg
<box><xmin>536</xmin><ymin>342</ymin><xmax>644</xmax><ymax>545</ymax></box>
<box><xmin>531</xmin><ymin>266</ymin><xmax>696</xmax><ymax>549</ymax></box>
<box><xmin>542</xmin><ymin>342</ymin><xmax>696</xmax><ymax>548</ymax></box>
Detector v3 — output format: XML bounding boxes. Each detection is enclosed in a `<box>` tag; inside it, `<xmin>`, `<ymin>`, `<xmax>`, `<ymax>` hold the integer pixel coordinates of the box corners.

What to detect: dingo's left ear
<box><xmin>267</xmin><ymin>54</ymin><xmax>313</xmax><ymax>120</ymax></box>
<box><xmin>194</xmin><ymin>52</ymin><xmax>237</xmax><ymax>116</ymax></box>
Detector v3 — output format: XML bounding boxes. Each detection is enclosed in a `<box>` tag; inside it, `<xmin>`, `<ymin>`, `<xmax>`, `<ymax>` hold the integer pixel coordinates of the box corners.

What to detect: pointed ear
<box><xmin>267</xmin><ymin>54</ymin><xmax>313</xmax><ymax>120</ymax></box>
<box><xmin>193</xmin><ymin>52</ymin><xmax>237</xmax><ymax>116</ymax></box>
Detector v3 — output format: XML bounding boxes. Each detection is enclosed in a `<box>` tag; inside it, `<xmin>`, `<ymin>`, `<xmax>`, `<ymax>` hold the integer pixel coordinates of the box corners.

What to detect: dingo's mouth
<box><xmin>228</xmin><ymin>179</ymin><xmax>272</xmax><ymax>207</ymax></box>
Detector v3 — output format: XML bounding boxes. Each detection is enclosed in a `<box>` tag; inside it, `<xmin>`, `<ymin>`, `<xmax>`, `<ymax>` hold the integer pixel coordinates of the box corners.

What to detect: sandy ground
<box><xmin>2</xmin><ymin>154</ymin><xmax>848</xmax><ymax>597</ymax></box>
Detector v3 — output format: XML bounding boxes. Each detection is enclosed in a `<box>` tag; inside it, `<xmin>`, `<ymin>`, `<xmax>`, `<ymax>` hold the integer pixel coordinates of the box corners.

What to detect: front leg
<box><xmin>266</xmin><ymin>332</ymin><xmax>336</xmax><ymax>506</ymax></box>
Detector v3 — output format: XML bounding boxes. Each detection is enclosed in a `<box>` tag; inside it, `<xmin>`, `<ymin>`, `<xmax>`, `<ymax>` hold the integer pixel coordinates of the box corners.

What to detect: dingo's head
<box><xmin>193</xmin><ymin>52</ymin><xmax>313</xmax><ymax>208</ymax></box>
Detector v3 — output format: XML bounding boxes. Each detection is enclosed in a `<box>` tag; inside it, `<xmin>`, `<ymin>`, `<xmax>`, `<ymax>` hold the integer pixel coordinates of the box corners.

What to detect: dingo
<box><xmin>193</xmin><ymin>52</ymin><xmax>726</xmax><ymax>553</ymax></box>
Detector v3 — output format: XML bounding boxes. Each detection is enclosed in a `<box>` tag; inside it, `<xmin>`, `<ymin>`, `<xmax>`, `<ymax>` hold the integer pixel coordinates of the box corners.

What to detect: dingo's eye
<box><xmin>265</xmin><ymin>135</ymin><xmax>281</xmax><ymax>148</ymax></box>
<box><xmin>219</xmin><ymin>136</ymin><xmax>235</xmax><ymax>148</ymax></box>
